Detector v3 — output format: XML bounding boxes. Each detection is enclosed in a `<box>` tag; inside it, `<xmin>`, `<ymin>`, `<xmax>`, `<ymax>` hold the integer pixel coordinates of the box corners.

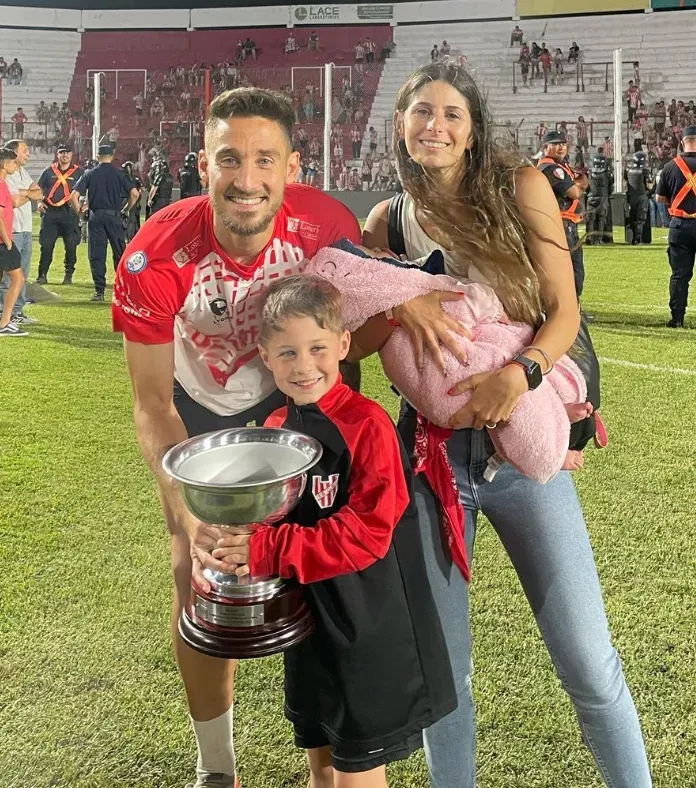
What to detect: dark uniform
<box><xmin>624</xmin><ymin>151</ymin><xmax>653</xmax><ymax>245</ymax></box>
<box><xmin>178</xmin><ymin>152</ymin><xmax>202</xmax><ymax>199</ymax></box>
<box><xmin>73</xmin><ymin>144</ymin><xmax>134</xmax><ymax>300</ymax></box>
<box><xmin>36</xmin><ymin>150</ymin><xmax>84</xmax><ymax>284</ymax></box>
<box><xmin>538</xmin><ymin>134</ymin><xmax>585</xmax><ymax>297</ymax></box>
<box><xmin>150</xmin><ymin>161</ymin><xmax>174</xmax><ymax>215</ymax></box>
<box><xmin>144</xmin><ymin>159</ymin><xmax>160</xmax><ymax>222</ymax></box>
<box><xmin>656</xmin><ymin>129</ymin><xmax>696</xmax><ymax>327</ymax></box>
<box><xmin>586</xmin><ymin>154</ymin><xmax>613</xmax><ymax>245</ymax></box>
<box><xmin>262</xmin><ymin>383</ymin><xmax>456</xmax><ymax>771</ymax></box>
<box><xmin>80</xmin><ymin>159</ymin><xmax>98</xmax><ymax>244</ymax></box>
<box><xmin>121</xmin><ymin>161</ymin><xmax>142</xmax><ymax>243</ymax></box>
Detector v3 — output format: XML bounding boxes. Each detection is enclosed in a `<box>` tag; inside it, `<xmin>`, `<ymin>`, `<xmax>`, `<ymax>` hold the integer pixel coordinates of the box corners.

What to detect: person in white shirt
<box><xmin>0</xmin><ymin>139</ymin><xmax>42</xmax><ymax>325</ymax></box>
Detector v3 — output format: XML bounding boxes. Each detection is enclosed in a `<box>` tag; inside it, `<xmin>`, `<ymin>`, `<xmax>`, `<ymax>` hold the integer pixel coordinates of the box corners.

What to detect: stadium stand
<box><xmin>366</xmin><ymin>10</ymin><xmax>696</xmax><ymax>154</ymax></box>
<box><xmin>0</xmin><ymin>27</ymin><xmax>81</xmax><ymax>170</ymax></box>
<box><xmin>67</xmin><ymin>27</ymin><xmax>392</xmax><ymax>176</ymax></box>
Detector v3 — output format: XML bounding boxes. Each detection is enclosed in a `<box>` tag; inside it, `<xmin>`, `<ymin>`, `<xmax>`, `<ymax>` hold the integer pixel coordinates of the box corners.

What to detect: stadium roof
<box><xmin>4</xmin><ymin>0</ymin><xmax>390</xmax><ymax>8</ymax></box>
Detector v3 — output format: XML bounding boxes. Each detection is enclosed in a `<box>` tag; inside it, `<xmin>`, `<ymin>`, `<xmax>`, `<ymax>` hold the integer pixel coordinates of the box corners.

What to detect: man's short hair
<box><xmin>259</xmin><ymin>275</ymin><xmax>344</xmax><ymax>345</ymax></box>
<box><xmin>4</xmin><ymin>139</ymin><xmax>22</xmax><ymax>151</ymax></box>
<box><xmin>206</xmin><ymin>87</ymin><xmax>295</xmax><ymax>146</ymax></box>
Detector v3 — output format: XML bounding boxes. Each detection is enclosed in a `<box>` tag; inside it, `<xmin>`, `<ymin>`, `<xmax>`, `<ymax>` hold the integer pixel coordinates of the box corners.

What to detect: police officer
<box><xmin>585</xmin><ymin>151</ymin><xmax>613</xmax><ymax>245</ymax></box>
<box><xmin>144</xmin><ymin>157</ymin><xmax>160</xmax><ymax>221</ymax></box>
<box><xmin>537</xmin><ymin>130</ymin><xmax>588</xmax><ymax>297</ymax></box>
<box><xmin>70</xmin><ymin>144</ymin><xmax>139</xmax><ymax>302</ymax></box>
<box><xmin>656</xmin><ymin>125</ymin><xmax>696</xmax><ymax>327</ymax></box>
<box><xmin>79</xmin><ymin>158</ymin><xmax>98</xmax><ymax>244</ymax></box>
<box><xmin>35</xmin><ymin>145</ymin><xmax>84</xmax><ymax>285</ymax></box>
<box><xmin>148</xmin><ymin>158</ymin><xmax>173</xmax><ymax>215</ymax></box>
<box><xmin>625</xmin><ymin>151</ymin><xmax>653</xmax><ymax>245</ymax></box>
<box><xmin>121</xmin><ymin>160</ymin><xmax>142</xmax><ymax>243</ymax></box>
<box><xmin>178</xmin><ymin>151</ymin><xmax>202</xmax><ymax>199</ymax></box>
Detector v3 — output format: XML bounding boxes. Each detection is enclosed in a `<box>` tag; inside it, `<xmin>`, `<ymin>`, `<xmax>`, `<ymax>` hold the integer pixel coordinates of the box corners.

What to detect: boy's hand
<box><xmin>212</xmin><ymin>532</ymin><xmax>252</xmax><ymax>572</ymax></box>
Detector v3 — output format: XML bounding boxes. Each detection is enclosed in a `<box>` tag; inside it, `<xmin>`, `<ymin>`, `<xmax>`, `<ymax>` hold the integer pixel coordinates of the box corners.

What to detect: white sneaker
<box><xmin>0</xmin><ymin>323</ymin><xmax>28</xmax><ymax>337</ymax></box>
<box><xmin>11</xmin><ymin>311</ymin><xmax>39</xmax><ymax>325</ymax></box>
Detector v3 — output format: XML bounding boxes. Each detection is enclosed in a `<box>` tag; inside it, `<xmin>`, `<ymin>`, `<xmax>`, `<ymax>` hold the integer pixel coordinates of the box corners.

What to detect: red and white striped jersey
<box><xmin>112</xmin><ymin>186</ymin><xmax>361</xmax><ymax>416</ymax></box>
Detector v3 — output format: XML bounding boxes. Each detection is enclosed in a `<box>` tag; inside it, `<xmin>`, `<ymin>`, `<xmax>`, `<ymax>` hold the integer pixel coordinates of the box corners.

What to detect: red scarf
<box><xmin>413</xmin><ymin>413</ymin><xmax>470</xmax><ymax>582</ymax></box>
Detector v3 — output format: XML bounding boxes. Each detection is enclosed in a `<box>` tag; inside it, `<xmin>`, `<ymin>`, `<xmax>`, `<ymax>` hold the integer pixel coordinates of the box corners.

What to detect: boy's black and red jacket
<box><xmin>249</xmin><ymin>379</ymin><xmax>457</xmax><ymax>751</ymax></box>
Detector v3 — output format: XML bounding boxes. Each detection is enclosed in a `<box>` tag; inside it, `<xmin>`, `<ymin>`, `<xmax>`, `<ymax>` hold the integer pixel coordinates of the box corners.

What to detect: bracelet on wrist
<box><xmin>521</xmin><ymin>345</ymin><xmax>554</xmax><ymax>375</ymax></box>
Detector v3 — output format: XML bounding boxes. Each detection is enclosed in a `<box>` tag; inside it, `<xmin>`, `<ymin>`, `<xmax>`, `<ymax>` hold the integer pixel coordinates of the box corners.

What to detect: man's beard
<box><xmin>210</xmin><ymin>191</ymin><xmax>284</xmax><ymax>237</ymax></box>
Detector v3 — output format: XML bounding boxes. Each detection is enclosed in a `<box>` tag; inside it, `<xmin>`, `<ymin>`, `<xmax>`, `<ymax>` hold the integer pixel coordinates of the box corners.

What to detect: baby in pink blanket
<box><xmin>304</xmin><ymin>242</ymin><xmax>591</xmax><ymax>484</ymax></box>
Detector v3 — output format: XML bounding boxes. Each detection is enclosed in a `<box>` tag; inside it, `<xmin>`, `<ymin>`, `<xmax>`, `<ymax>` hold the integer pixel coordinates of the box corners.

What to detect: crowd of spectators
<box><xmin>516</xmin><ymin>35</ymin><xmax>582</xmax><ymax>88</ymax></box>
<box><xmin>623</xmin><ymin>67</ymin><xmax>696</xmax><ymax>160</ymax></box>
<box><xmin>10</xmin><ymin>32</ymin><xmax>391</xmax><ymax>191</ymax></box>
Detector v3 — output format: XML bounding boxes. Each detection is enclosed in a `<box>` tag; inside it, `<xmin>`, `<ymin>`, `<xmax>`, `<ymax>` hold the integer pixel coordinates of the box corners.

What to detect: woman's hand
<box><xmin>392</xmin><ymin>291</ymin><xmax>470</xmax><ymax>373</ymax></box>
<box><xmin>189</xmin><ymin>521</ymin><xmax>230</xmax><ymax>593</ymax></box>
<box><xmin>448</xmin><ymin>364</ymin><xmax>529</xmax><ymax>430</ymax></box>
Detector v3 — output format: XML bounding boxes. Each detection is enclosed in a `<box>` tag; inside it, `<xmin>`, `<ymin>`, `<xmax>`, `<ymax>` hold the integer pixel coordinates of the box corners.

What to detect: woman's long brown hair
<box><xmin>394</xmin><ymin>63</ymin><xmax>545</xmax><ymax>326</ymax></box>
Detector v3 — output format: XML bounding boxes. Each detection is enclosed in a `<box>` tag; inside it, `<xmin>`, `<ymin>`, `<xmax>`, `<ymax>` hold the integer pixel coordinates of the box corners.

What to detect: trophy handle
<box><xmin>297</xmin><ymin>473</ymin><xmax>307</xmax><ymax>499</ymax></box>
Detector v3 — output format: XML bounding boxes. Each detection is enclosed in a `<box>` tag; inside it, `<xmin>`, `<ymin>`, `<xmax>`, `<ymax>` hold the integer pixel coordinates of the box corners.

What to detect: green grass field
<box><xmin>1</xmin><ymin>222</ymin><xmax>695</xmax><ymax>788</ymax></box>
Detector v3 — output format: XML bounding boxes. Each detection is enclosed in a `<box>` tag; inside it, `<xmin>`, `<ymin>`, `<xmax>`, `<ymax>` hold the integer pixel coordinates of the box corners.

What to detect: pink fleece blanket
<box><xmin>304</xmin><ymin>247</ymin><xmax>587</xmax><ymax>484</ymax></box>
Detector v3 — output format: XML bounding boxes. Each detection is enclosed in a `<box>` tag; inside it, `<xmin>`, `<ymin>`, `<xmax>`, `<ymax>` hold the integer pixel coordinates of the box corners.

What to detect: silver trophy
<box><xmin>163</xmin><ymin>427</ymin><xmax>322</xmax><ymax>659</ymax></box>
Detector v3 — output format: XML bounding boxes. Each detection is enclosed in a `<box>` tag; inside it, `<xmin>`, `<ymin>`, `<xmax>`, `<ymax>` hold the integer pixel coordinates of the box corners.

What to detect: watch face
<box><xmin>528</xmin><ymin>361</ymin><xmax>543</xmax><ymax>390</ymax></box>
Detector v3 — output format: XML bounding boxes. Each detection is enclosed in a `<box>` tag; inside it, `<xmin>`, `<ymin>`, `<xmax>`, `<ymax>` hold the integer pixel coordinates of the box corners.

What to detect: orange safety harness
<box><xmin>538</xmin><ymin>156</ymin><xmax>582</xmax><ymax>223</ymax></box>
<box><xmin>45</xmin><ymin>164</ymin><xmax>78</xmax><ymax>207</ymax></box>
<box><xmin>668</xmin><ymin>155</ymin><xmax>696</xmax><ymax>219</ymax></box>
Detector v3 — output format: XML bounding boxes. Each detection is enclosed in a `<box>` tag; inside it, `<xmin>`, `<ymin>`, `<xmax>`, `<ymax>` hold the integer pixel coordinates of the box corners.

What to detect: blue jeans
<box><xmin>0</xmin><ymin>230</ymin><xmax>32</xmax><ymax>316</ymax></box>
<box><xmin>657</xmin><ymin>200</ymin><xmax>670</xmax><ymax>228</ymax></box>
<box><xmin>415</xmin><ymin>427</ymin><xmax>652</xmax><ymax>788</ymax></box>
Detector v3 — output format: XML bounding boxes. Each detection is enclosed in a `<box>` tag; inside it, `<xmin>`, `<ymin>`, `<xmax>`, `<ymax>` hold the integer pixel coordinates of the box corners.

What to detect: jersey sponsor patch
<box><xmin>126</xmin><ymin>251</ymin><xmax>147</xmax><ymax>274</ymax></box>
<box><xmin>299</xmin><ymin>220</ymin><xmax>320</xmax><ymax>241</ymax></box>
<box><xmin>312</xmin><ymin>473</ymin><xmax>340</xmax><ymax>509</ymax></box>
<box><xmin>554</xmin><ymin>167</ymin><xmax>565</xmax><ymax>180</ymax></box>
<box><xmin>287</xmin><ymin>217</ymin><xmax>300</xmax><ymax>233</ymax></box>
<box><xmin>173</xmin><ymin>235</ymin><xmax>204</xmax><ymax>267</ymax></box>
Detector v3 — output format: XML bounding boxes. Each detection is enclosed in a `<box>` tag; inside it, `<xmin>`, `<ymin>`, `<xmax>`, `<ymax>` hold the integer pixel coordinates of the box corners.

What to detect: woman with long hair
<box><xmin>356</xmin><ymin>63</ymin><xmax>651</xmax><ymax>788</ymax></box>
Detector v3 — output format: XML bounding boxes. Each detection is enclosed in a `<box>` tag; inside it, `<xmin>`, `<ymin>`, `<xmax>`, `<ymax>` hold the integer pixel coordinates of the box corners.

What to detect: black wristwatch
<box><xmin>509</xmin><ymin>355</ymin><xmax>543</xmax><ymax>390</ymax></box>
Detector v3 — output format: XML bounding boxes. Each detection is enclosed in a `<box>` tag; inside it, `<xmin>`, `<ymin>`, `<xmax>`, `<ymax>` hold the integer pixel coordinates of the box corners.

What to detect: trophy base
<box><xmin>179</xmin><ymin>581</ymin><xmax>315</xmax><ymax>659</ymax></box>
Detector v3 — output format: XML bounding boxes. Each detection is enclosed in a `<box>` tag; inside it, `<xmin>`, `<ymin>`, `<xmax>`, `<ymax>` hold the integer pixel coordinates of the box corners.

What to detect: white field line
<box><xmin>599</xmin><ymin>357</ymin><xmax>696</xmax><ymax>376</ymax></box>
<box><xmin>585</xmin><ymin>302</ymin><xmax>667</xmax><ymax>311</ymax></box>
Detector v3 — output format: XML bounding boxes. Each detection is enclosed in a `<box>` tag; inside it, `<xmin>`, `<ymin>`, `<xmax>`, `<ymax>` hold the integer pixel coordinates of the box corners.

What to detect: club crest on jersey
<box><xmin>312</xmin><ymin>474</ymin><xmax>340</xmax><ymax>509</ymax></box>
<box><xmin>553</xmin><ymin>167</ymin><xmax>565</xmax><ymax>180</ymax></box>
<box><xmin>126</xmin><ymin>251</ymin><xmax>147</xmax><ymax>274</ymax></box>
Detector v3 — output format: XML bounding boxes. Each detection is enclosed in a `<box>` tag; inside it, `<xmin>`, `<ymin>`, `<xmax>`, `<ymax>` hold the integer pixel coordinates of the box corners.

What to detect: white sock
<box><xmin>191</xmin><ymin>706</ymin><xmax>236</xmax><ymax>779</ymax></box>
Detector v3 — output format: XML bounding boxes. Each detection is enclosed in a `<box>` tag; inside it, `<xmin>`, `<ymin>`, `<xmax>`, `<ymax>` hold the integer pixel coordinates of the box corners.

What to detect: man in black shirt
<box><xmin>657</xmin><ymin>125</ymin><xmax>696</xmax><ymax>327</ymax></box>
<box><xmin>148</xmin><ymin>160</ymin><xmax>174</xmax><ymax>215</ymax></box>
<box><xmin>70</xmin><ymin>144</ymin><xmax>139</xmax><ymax>301</ymax></box>
<box><xmin>36</xmin><ymin>146</ymin><xmax>84</xmax><ymax>285</ymax></box>
<box><xmin>178</xmin><ymin>152</ymin><xmax>202</xmax><ymax>200</ymax></box>
<box><xmin>624</xmin><ymin>151</ymin><xmax>653</xmax><ymax>246</ymax></box>
<box><xmin>121</xmin><ymin>161</ymin><xmax>142</xmax><ymax>243</ymax></box>
<box><xmin>586</xmin><ymin>152</ymin><xmax>613</xmax><ymax>245</ymax></box>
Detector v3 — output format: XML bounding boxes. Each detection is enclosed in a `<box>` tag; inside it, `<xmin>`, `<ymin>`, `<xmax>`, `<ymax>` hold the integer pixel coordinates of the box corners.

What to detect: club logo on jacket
<box><xmin>312</xmin><ymin>474</ymin><xmax>340</xmax><ymax>509</ymax></box>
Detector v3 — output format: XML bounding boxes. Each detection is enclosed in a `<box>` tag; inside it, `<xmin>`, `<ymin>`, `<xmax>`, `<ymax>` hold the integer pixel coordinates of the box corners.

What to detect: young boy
<box><xmin>0</xmin><ymin>147</ymin><xmax>27</xmax><ymax>337</ymax></box>
<box><xmin>209</xmin><ymin>275</ymin><xmax>456</xmax><ymax>787</ymax></box>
